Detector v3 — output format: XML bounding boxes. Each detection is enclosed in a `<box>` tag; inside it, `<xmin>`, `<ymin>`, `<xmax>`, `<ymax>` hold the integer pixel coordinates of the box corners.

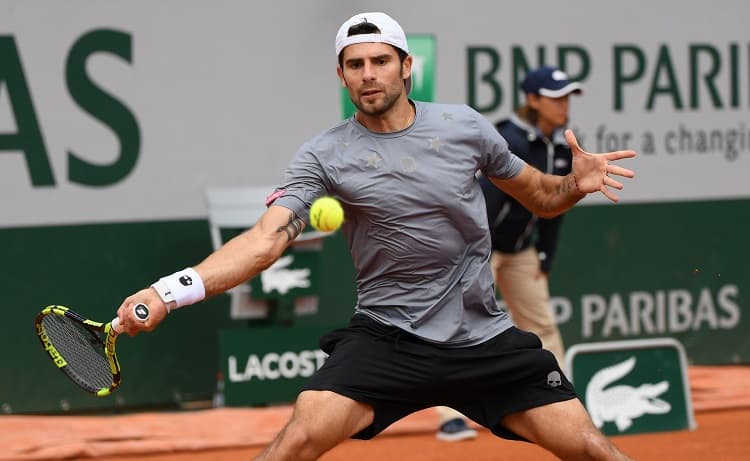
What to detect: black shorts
<box><xmin>302</xmin><ymin>314</ymin><xmax>578</xmax><ymax>440</ymax></box>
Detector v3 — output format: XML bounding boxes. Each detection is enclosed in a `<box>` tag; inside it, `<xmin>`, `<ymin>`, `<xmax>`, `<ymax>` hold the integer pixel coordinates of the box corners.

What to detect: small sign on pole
<box><xmin>565</xmin><ymin>337</ymin><xmax>696</xmax><ymax>436</ymax></box>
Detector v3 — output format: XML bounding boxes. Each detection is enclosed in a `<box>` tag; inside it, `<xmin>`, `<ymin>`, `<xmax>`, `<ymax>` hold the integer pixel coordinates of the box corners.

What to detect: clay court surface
<box><xmin>2</xmin><ymin>366</ymin><xmax>748</xmax><ymax>460</ymax></box>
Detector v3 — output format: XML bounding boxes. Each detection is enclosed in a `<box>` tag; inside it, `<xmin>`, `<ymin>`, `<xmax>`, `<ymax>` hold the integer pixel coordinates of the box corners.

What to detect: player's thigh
<box><xmin>502</xmin><ymin>398</ymin><xmax>613</xmax><ymax>458</ymax></box>
<box><xmin>289</xmin><ymin>390</ymin><xmax>375</xmax><ymax>442</ymax></box>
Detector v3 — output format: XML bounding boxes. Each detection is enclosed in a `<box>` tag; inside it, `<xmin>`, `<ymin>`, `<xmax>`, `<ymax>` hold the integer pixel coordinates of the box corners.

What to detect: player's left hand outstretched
<box><xmin>565</xmin><ymin>129</ymin><xmax>636</xmax><ymax>202</ymax></box>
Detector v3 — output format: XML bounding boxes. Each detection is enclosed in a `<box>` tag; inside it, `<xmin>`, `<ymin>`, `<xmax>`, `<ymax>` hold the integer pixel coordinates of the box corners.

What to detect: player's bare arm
<box><xmin>194</xmin><ymin>204</ymin><xmax>304</xmax><ymax>297</ymax></box>
<box><xmin>278</xmin><ymin>210</ymin><xmax>305</xmax><ymax>242</ymax></box>
<box><xmin>116</xmin><ymin>205</ymin><xmax>303</xmax><ymax>335</ymax></box>
<box><xmin>490</xmin><ymin>129</ymin><xmax>635</xmax><ymax>218</ymax></box>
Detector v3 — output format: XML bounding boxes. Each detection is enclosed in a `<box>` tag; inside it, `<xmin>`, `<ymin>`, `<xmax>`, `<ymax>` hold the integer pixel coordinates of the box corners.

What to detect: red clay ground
<box><xmin>91</xmin><ymin>408</ymin><xmax>749</xmax><ymax>461</ymax></box>
<box><xmin>2</xmin><ymin>366</ymin><xmax>748</xmax><ymax>460</ymax></box>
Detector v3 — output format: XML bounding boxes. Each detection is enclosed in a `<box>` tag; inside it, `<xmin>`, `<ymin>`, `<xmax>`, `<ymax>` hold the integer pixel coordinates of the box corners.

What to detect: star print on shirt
<box><xmin>429</xmin><ymin>137</ymin><xmax>444</xmax><ymax>152</ymax></box>
<box><xmin>337</xmin><ymin>138</ymin><xmax>350</xmax><ymax>148</ymax></box>
<box><xmin>442</xmin><ymin>112</ymin><xmax>453</xmax><ymax>121</ymax></box>
<box><xmin>366</xmin><ymin>152</ymin><xmax>382</xmax><ymax>168</ymax></box>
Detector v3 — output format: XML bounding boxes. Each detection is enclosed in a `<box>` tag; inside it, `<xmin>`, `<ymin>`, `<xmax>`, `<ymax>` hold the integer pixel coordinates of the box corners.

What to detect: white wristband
<box><xmin>151</xmin><ymin>279</ymin><xmax>177</xmax><ymax>313</ymax></box>
<box><xmin>151</xmin><ymin>268</ymin><xmax>206</xmax><ymax>311</ymax></box>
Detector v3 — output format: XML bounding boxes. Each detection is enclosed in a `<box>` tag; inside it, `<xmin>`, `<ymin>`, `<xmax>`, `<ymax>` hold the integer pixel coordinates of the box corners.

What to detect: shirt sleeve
<box><xmin>266</xmin><ymin>142</ymin><xmax>329</xmax><ymax>223</ymax></box>
<box><xmin>473</xmin><ymin>110</ymin><xmax>526</xmax><ymax>179</ymax></box>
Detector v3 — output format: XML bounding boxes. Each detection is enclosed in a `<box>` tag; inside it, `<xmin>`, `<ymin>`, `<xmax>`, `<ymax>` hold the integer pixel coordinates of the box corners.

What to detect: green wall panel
<box><xmin>1</xmin><ymin>221</ymin><xmax>355</xmax><ymax>414</ymax></box>
<box><xmin>550</xmin><ymin>198</ymin><xmax>749</xmax><ymax>365</ymax></box>
<box><xmin>3</xmin><ymin>197</ymin><xmax>747</xmax><ymax>414</ymax></box>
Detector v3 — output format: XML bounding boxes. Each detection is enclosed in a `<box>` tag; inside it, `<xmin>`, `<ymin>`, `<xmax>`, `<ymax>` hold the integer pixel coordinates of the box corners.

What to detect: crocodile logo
<box><xmin>260</xmin><ymin>255</ymin><xmax>311</xmax><ymax>295</ymax></box>
<box><xmin>585</xmin><ymin>356</ymin><xmax>671</xmax><ymax>432</ymax></box>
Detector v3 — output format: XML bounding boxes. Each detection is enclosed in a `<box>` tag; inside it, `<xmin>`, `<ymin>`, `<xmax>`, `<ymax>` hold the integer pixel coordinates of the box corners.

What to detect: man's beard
<box><xmin>352</xmin><ymin>85</ymin><xmax>398</xmax><ymax>117</ymax></box>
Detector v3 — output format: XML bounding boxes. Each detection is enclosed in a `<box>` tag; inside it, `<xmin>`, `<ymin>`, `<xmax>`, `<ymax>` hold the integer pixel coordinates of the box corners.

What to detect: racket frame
<box><xmin>34</xmin><ymin>305</ymin><xmax>122</xmax><ymax>397</ymax></box>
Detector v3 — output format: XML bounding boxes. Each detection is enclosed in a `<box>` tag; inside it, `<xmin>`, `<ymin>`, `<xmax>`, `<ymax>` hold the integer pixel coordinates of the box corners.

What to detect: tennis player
<box><xmin>118</xmin><ymin>11</ymin><xmax>635</xmax><ymax>461</ymax></box>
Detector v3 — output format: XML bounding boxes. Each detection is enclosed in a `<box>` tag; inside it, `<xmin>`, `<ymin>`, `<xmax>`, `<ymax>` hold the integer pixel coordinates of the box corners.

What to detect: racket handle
<box><xmin>111</xmin><ymin>303</ymin><xmax>151</xmax><ymax>334</ymax></box>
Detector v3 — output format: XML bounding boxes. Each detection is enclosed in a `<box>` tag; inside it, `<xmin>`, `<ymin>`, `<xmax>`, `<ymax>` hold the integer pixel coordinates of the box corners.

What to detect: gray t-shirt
<box><xmin>270</xmin><ymin>101</ymin><xmax>525</xmax><ymax>346</ymax></box>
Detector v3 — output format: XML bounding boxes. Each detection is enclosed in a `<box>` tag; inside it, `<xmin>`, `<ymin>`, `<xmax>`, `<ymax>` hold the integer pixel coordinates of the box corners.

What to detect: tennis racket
<box><xmin>34</xmin><ymin>303</ymin><xmax>150</xmax><ymax>396</ymax></box>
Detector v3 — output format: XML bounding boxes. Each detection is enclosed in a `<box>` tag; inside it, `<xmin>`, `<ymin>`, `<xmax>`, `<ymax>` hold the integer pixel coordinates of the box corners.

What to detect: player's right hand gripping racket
<box><xmin>34</xmin><ymin>303</ymin><xmax>150</xmax><ymax>396</ymax></box>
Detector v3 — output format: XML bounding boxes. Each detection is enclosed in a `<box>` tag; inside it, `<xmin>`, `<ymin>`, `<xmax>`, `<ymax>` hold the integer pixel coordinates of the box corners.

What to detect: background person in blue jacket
<box><xmin>480</xmin><ymin>65</ymin><xmax>583</xmax><ymax>369</ymax></box>
<box><xmin>436</xmin><ymin>66</ymin><xmax>583</xmax><ymax>441</ymax></box>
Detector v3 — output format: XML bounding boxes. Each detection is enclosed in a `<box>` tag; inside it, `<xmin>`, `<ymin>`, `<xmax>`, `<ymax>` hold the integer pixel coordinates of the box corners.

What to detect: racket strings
<box><xmin>41</xmin><ymin>314</ymin><xmax>114</xmax><ymax>392</ymax></box>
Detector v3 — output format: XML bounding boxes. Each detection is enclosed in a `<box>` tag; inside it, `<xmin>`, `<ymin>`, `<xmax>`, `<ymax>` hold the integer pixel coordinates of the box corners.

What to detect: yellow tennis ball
<box><xmin>309</xmin><ymin>196</ymin><xmax>344</xmax><ymax>232</ymax></box>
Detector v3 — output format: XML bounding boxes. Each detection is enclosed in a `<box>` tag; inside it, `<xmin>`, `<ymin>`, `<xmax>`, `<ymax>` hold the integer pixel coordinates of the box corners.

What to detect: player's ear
<box><xmin>337</xmin><ymin>66</ymin><xmax>349</xmax><ymax>88</ymax></box>
<box><xmin>401</xmin><ymin>54</ymin><xmax>413</xmax><ymax>81</ymax></box>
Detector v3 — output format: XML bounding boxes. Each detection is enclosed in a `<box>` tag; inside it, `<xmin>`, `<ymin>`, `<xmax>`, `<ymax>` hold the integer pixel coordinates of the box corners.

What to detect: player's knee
<box><xmin>579</xmin><ymin>429</ymin><xmax>626</xmax><ymax>461</ymax></box>
<box><xmin>275</xmin><ymin>423</ymin><xmax>321</xmax><ymax>460</ymax></box>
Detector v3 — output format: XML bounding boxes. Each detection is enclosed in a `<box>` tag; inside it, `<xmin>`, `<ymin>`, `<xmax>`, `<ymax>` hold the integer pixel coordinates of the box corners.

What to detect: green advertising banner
<box><xmin>546</xmin><ymin>199</ymin><xmax>749</xmax><ymax>366</ymax></box>
<box><xmin>566</xmin><ymin>338</ymin><xmax>695</xmax><ymax>436</ymax></box>
<box><xmin>219</xmin><ymin>326</ymin><xmax>332</xmax><ymax>406</ymax></box>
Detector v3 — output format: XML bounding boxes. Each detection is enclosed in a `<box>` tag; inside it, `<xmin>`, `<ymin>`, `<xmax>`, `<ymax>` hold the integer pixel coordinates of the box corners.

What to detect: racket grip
<box><xmin>111</xmin><ymin>303</ymin><xmax>151</xmax><ymax>333</ymax></box>
<box><xmin>111</xmin><ymin>317</ymin><xmax>124</xmax><ymax>333</ymax></box>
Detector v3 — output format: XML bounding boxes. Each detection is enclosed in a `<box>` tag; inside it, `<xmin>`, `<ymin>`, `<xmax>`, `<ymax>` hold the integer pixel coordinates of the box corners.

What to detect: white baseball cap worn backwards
<box><xmin>335</xmin><ymin>12</ymin><xmax>411</xmax><ymax>93</ymax></box>
<box><xmin>335</xmin><ymin>12</ymin><xmax>409</xmax><ymax>57</ymax></box>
